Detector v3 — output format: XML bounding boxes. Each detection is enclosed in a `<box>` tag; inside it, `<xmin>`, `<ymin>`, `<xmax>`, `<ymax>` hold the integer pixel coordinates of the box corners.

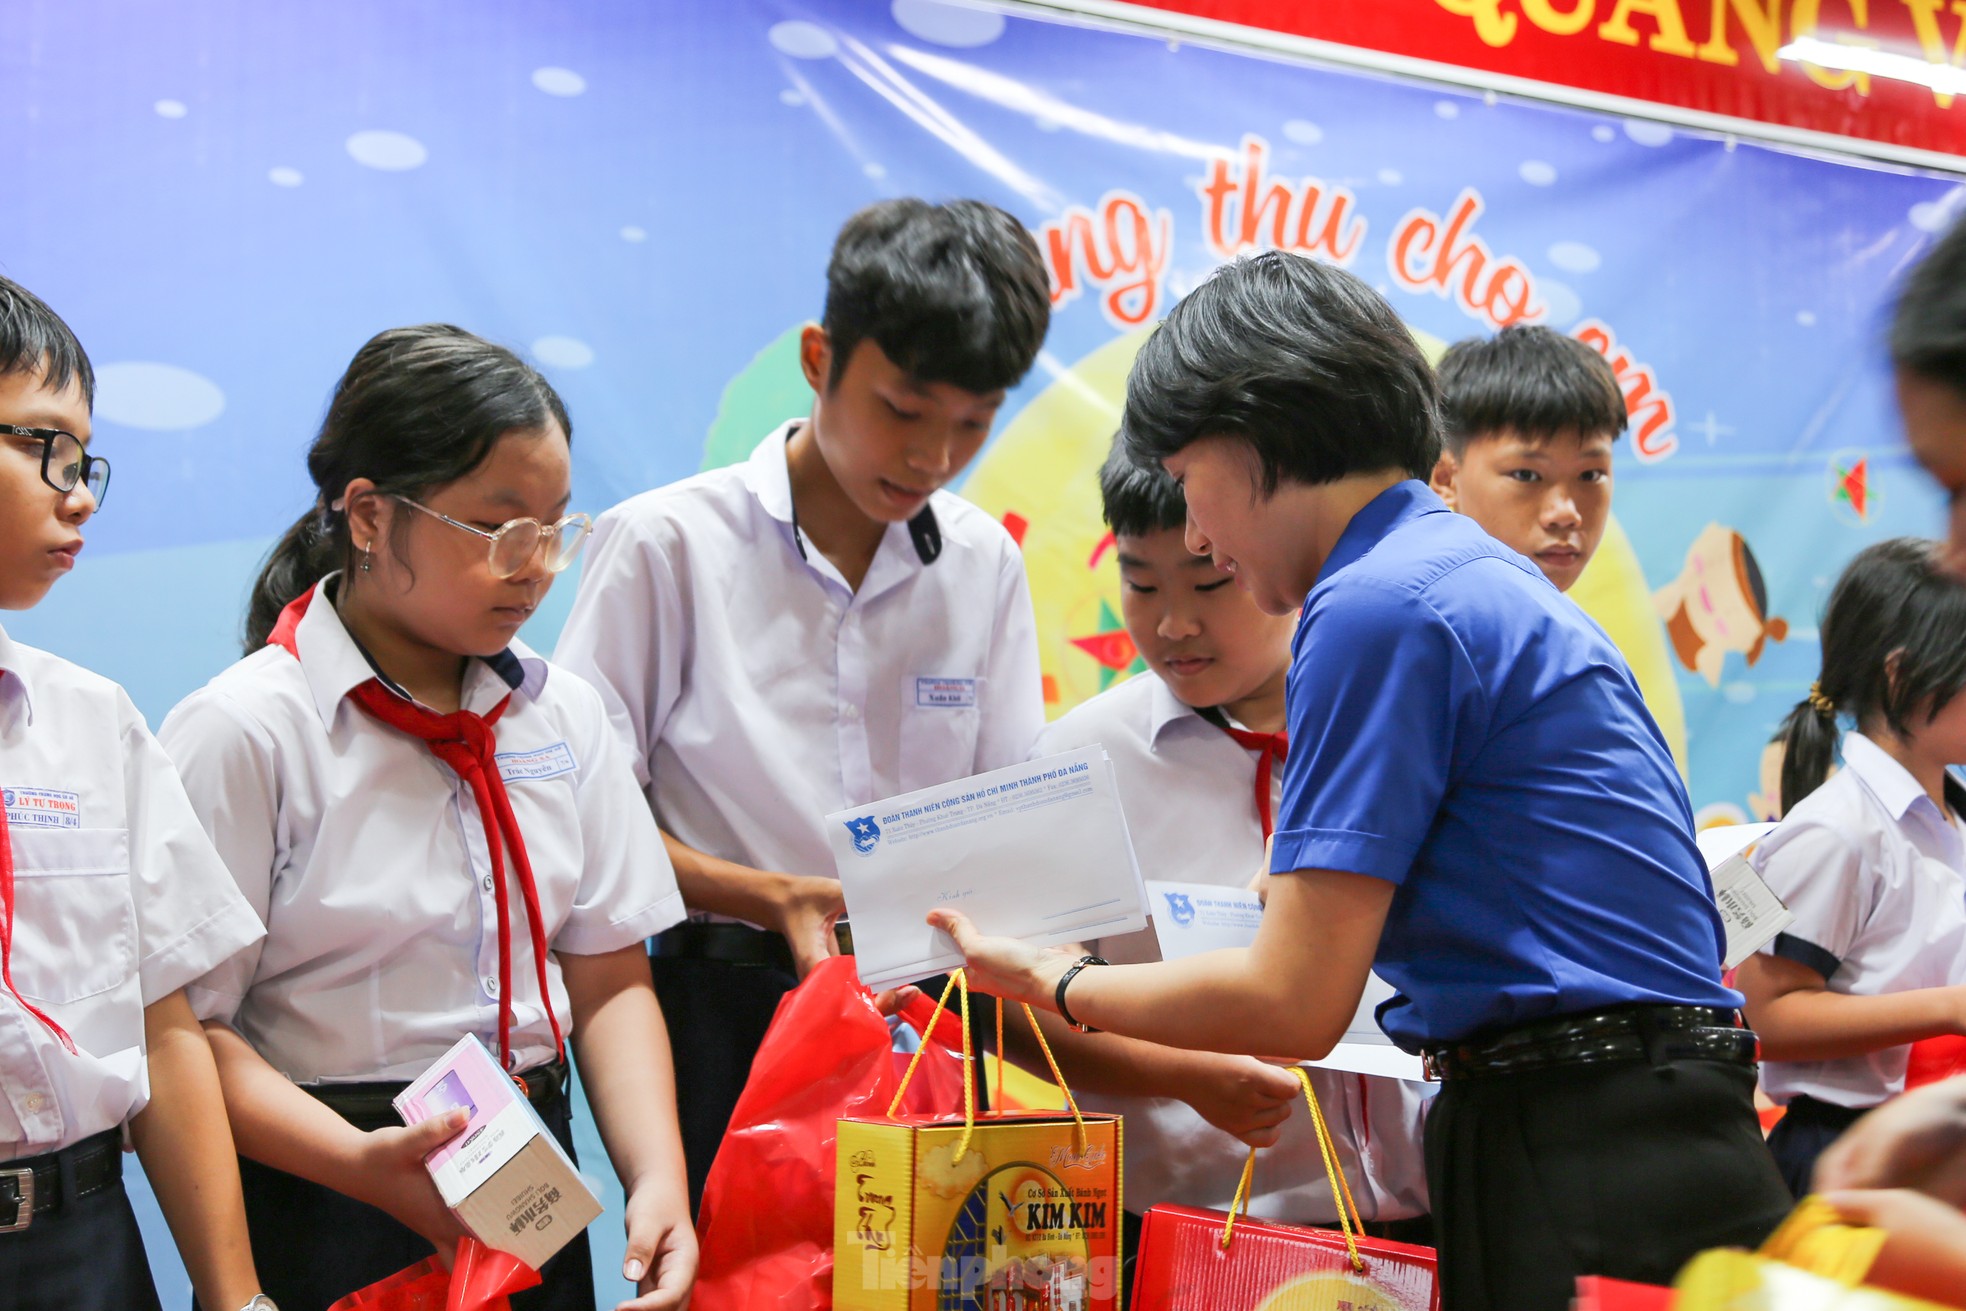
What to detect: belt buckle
<box><xmin>1421</xmin><ymin>1050</ymin><xmax>1443</xmax><ymax>1083</ymax></box>
<box><xmin>0</xmin><ymin>1168</ymin><xmax>33</xmax><ymax>1233</ymax></box>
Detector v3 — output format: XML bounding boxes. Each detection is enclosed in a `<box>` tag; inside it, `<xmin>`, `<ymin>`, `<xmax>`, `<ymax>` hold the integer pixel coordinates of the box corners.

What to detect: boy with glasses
<box><xmin>0</xmin><ymin>274</ymin><xmax>273</xmax><ymax>1311</ymax></box>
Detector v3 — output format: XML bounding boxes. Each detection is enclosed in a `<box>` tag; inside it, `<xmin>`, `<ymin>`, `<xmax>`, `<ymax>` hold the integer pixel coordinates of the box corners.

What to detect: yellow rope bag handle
<box><xmin>885</xmin><ymin>971</ymin><xmax>1091</xmax><ymax>1165</ymax></box>
<box><xmin>1218</xmin><ymin>1066</ymin><xmax>1367</xmax><ymax>1274</ymax></box>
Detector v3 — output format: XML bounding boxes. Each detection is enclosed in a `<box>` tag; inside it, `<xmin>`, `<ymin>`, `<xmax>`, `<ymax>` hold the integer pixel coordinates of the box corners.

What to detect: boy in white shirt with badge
<box><xmin>556</xmin><ymin>198</ymin><xmax>1050</xmax><ymax>1206</ymax></box>
<box><xmin>0</xmin><ymin>276</ymin><xmax>272</xmax><ymax>1311</ymax></box>
<box><xmin>1023</xmin><ymin>447</ymin><xmax>1431</xmax><ymax>1294</ymax></box>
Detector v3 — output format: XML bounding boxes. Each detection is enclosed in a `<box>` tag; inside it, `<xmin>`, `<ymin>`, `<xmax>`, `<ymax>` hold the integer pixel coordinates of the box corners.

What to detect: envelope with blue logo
<box><xmin>826</xmin><ymin>746</ymin><xmax>1149</xmax><ymax>992</ymax></box>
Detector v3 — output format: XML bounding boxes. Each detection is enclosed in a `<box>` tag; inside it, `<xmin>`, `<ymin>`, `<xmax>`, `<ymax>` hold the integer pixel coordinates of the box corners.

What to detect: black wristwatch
<box><xmin>1055</xmin><ymin>955</ymin><xmax>1108</xmax><ymax>1033</ymax></box>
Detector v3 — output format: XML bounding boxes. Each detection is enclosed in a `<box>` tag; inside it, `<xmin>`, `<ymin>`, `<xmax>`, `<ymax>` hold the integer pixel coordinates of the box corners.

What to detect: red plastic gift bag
<box><xmin>1906</xmin><ymin>1036</ymin><xmax>1966</xmax><ymax>1089</ymax></box>
<box><xmin>1134</xmin><ymin>1068</ymin><xmax>1439</xmax><ymax>1311</ymax></box>
<box><xmin>692</xmin><ymin>956</ymin><xmax>967</xmax><ymax>1311</ymax></box>
<box><xmin>325</xmin><ymin>1236</ymin><xmax>542</xmax><ymax>1311</ymax></box>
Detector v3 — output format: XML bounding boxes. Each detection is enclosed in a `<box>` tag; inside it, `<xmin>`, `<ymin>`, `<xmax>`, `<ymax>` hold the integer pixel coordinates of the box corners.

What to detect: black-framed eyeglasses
<box><xmin>0</xmin><ymin>425</ymin><xmax>110</xmax><ymax>508</ymax></box>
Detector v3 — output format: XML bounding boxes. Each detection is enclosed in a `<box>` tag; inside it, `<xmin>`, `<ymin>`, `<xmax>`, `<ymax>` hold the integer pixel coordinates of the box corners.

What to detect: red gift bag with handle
<box><xmin>1133</xmin><ymin>1067</ymin><xmax>1440</xmax><ymax>1311</ymax></box>
<box><xmin>691</xmin><ymin>956</ymin><xmax>968</xmax><ymax>1311</ymax></box>
<box><xmin>324</xmin><ymin>1236</ymin><xmax>542</xmax><ymax>1311</ymax></box>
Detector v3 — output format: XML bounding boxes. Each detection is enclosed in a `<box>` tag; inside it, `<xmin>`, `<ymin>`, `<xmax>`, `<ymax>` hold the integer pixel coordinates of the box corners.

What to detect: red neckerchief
<box><xmin>1215</xmin><ymin>722</ymin><xmax>1288</xmax><ymax>842</ymax></box>
<box><xmin>269</xmin><ymin>586</ymin><xmax>563</xmax><ymax>1070</ymax></box>
<box><xmin>0</xmin><ymin>726</ymin><xmax>79</xmax><ymax>1055</ymax></box>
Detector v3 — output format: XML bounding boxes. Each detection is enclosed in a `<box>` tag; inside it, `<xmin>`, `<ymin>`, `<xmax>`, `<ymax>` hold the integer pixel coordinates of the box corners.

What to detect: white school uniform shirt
<box><xmin>1034</xmin><ymin>672</ymin><xmax>1432</xmax><ymax>1223</ymax></box>
<box><xmin>0</xmin><ymin>623</ymin><xmax>263</xmax><ymax>1157</ymax></box>
<box><xmin>554</xmin><ymin>421</ymin><xmax>1045</xmax><ymax>896</ymax></box>
<box><xmin>159</xmin><ymin>581</ymin><xmax>686</xmax><ymax>1085</ymax></box>
<box><xmin>1751</xmin><ymin>731</ymin><xmax>1966</xmax><ymax>1109</ymax></box>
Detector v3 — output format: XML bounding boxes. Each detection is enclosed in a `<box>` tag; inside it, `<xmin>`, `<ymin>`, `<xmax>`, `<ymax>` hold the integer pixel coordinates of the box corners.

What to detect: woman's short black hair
<box><xmin>822</xmin><ymin>198</ymin><xmax>1050</xmax><ymax>395</ymax></box>
<box><xmin>0</xmin><ymin>275</ymin><xmax>94</xmax><ymax>408</ymax></box>
<box><xmin>1437</xmin><ymin>325</ymin><xmax>1626</xmax><ymax>455</ymax></box>
<box><xmin>1120</xmin><ymin>251</ymin><xmax>1440</xmax><ymax>490</ymax></box>
<box><xmin>1098</xmin><ymin>437</ymin><xmax>1186</xmax><ymax>539</ymax></box>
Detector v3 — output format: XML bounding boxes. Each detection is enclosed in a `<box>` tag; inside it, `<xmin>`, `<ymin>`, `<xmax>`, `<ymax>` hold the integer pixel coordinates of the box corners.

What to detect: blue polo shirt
<box><xmin>1270</xmin><ymin>481</ymin><xmax>1736</xmax><ymax>1050</ymax></box>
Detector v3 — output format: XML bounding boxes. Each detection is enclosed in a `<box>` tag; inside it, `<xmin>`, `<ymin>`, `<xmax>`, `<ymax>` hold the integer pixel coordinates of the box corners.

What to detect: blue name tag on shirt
<box><xmin>495</xmin><ymin>742</ymin><xmax>578</xmax><ymax>783</ymax></box>
<box><xmin>2</xmin><ymin>786</ymin><xmax>81</xmax><ymax>829</ymax></box>
<box><xmin>915</xmin><ymin>677</ymin><xmax>977</xmax><ymax>709</ymax></box>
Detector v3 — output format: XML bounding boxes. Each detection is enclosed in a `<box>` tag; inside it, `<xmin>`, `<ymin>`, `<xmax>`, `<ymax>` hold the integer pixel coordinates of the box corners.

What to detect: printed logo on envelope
<box><xmin>844</xmin><ymin>815</ymin><xmax>883</xmax><ymax>855</ymax></box>
<box><xmin>495</xmin><ymin>741</ymin><xmax>577</xmax><ymax>783</ymax></box>
<box><xmin>1161</xmin><ymin>891</ymin><xmax>1196</xmax><ymax>927</ymax></box>
<box><xmin>2</xmin><ymin>787</ymin><xmax>80</xmax><ymax>829</ymax></box>
<box><xmin>915</xmin><ymin>677</ymin><xmax>977</xmax><ymax>708</ymax></box>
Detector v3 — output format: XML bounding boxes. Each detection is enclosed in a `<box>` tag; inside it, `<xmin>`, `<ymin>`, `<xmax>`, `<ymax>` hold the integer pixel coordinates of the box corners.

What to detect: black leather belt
<box><xmin>651</xmin><ymin>920</ymin><xmax>853</xmax><ymax>970</ymax></box>
<box><xmin>0</xmin><ymin>1128</ymin><xmax>123</xmax><ymax>1233</ymax></box>
<box><xmin>1421</xmin><ymin>1005</ymin><xmax>1757</xmax><ymax>1082</ymax></box>
<box><xmin>307</xmin><ymin>1057</ymin><xmax>570</xmax><ymax>1133</ymax></box>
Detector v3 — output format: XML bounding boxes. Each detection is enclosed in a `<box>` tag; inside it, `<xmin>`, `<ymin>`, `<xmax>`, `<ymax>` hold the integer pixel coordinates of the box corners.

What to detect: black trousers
<box><xmin>0</xmin><ymin>1165</ymin><xmax>161</xmax><ymax>1311</ymax></box>
<box><xmin>1766</xmin><ymin>1094</ymin><xmax>1868</xmax><ymax>1199</ymax></box>
<box><xmin>1425</xmin><ymin>1056</ymin><xmax>1791</xmax><ymax>1311</ymax></box>
<box><xmin>219</xmin><ymin>1091</ymin><xmax>594</xmax><ymax>1311</ymax></box>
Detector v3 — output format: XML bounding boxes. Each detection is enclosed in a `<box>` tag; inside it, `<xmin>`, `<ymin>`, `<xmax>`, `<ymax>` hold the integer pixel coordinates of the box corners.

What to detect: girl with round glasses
<box><xmin>158</xmin><ymin>324</ymin><xmax>696</xmax><ymax>1311</ymax></box>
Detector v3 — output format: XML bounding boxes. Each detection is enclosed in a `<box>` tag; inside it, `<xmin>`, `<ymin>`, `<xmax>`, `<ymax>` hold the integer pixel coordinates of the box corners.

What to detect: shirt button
<box><xmin>24</xmin><ymin>1094</ymin><xmax>45</xmax><ymax>1112</ymax></box>
<box><xmin>483</xmin><ymin>876</ymin><xmax>494</xmax><ymax>891</ymax></box>
<box><xmin>843</xmin><ymin>703</ymin><xmax>862</xmax><ymax>722</ymax></box>
<box><xmin>485</xmin><ymin>978</ymin><xmax>500</xmax><ymax>996</ymax></box>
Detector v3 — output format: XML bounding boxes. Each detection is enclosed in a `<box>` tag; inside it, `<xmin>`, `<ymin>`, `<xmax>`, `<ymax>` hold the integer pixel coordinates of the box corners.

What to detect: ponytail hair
<box><xmin>244</xmin><ymin>325</ymin><xmax>571</xmax><ymax>652</ymax></box>
<box><xmin>1777</xmin><ymin>537</ymin><xmax>1966</xmax><ymax>814</ymax></box>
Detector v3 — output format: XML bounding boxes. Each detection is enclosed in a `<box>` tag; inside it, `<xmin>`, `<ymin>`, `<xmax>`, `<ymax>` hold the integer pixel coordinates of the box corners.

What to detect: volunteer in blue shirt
<box><xmin>931</xmin><ymin>251</ymin><xmax>1792</xmax><ymax>1311</ymax></box>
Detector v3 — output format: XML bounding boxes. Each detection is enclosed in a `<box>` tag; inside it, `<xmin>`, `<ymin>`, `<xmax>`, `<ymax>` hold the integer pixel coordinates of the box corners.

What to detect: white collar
<box><xmin>0</xmin><ymin>622</ymin><xmax>32</xmax><ymax>730</ymax></box>
<box><xmin>738</xmin><ymin>420</ymin><xmax>803</xmax><ymax>526</ymax></box>
<box><xmin>1841</xmin><ymin>731</ymin><xmax>1936</xmax><ymax>823</ymax></box>
<box><xmin>290</xmin><ymin>577</ymin><xmax>548</xmax><ymax>729</ymax></box>
<box><xmin>1146</xmin><ymin>673</ymin><xmax>1205</xmax><ymax>750</ymax></box>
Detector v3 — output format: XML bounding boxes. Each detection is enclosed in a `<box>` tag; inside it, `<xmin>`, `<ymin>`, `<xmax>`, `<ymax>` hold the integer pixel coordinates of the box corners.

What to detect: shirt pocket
<box><xmin>9</xmin><ymin>826</ymin><xmax>135</xmax><ymax>1004</ymax></box>
<box><xmin>897</xmin><ymin>675</ymin><xmax>985</xmax><ymax>793</ymax></box>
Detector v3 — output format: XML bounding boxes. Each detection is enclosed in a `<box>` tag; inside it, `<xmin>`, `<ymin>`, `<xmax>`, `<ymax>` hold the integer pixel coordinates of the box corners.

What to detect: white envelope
<box><xmin>1146</xmin><ymin>878</ymin><xmax>1426</xmax><ymax>1082</ymax></box>
<box><xmin>1696</xmin><ymin>822</ymin><xmax>1792</xmax><ymax>969</ymax></box>
<box><xmin>826</xmin><ymin>746</ymin><xmax>1150</xmax><ymax>992</ymax></box>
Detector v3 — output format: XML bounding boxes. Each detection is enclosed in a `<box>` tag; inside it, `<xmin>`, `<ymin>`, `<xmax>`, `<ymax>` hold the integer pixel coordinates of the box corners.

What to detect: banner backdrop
<box><xmin>0</xmin><ymin>0</ymin><xmax>1957</xmax><ymax>1302</ymax></box>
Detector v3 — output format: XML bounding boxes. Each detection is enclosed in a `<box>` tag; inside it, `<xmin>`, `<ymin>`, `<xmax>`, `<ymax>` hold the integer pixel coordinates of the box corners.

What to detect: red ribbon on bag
<box><xmin>0</xmin><ymin>729</ymin><xmax>78</xmax><ymax>1054</ymax></box>
<box><xmin>269</xmin><ymin>587</ymin><xmax>562</xmax><ymax>1069</ymax></box>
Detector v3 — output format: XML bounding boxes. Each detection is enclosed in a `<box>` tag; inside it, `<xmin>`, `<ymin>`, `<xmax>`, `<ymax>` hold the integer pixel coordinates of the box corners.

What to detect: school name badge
<box><xmin>1</xmin><ymin>787</ymin><xmax>80</xmax><ymax>829</ymax></box>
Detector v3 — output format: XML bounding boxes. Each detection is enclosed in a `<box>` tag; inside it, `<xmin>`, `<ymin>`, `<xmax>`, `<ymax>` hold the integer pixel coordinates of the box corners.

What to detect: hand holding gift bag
<box><xmin>834</xmin><ymin>971</ymin><xmax>1127</xmax><ymax>1311</ymax></box>
<box><xmin>692</xmin><ymin>956</ymin><xmax>968</xmax><ymax>1311</ymax></box>
<box><xmin>1132</xmin><ymin>1067</ymin><xmax>1439</xmax><ymax>1311</ymax></box>
<box><xmin>324</xmin><ymin>1236</ymin><xmax>542</xmax><ymax>1311</ymax></box>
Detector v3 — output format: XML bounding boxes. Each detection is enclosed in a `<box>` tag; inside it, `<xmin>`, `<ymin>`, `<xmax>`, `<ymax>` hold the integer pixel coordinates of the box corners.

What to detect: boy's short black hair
<box><xmin>1099</xmin><ymin>437</ymin><xmax>1186</xmax><ymax>539</ymax></box>
<box><xmin>1120</xmin><ymin>251</ymin><xmax>1440</xmax><ymax>489</ymax></box>
<box><xmin>0</xmin><ymin>275</ymin><xmax>94</xmax><ymax>408</ymax></box>
<box><xmin>1894</xmin><ymin>216</ymin><xmax>1966</xmax><ymax>390</ymax></box>
<box><xmin>1436</xmin><ymin>325</ymin><xmax>1626</xmax><ymax>455</ymax></box>
<box><xmin>822</xmin><ymin>198</ymin><xmax>1050</xmax><ymax>395</ymax></box>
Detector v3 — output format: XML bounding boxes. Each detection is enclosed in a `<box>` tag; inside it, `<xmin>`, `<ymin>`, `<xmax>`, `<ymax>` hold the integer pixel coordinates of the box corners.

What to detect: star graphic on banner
<box><xmin>1832</xmin><ymin>455</ymin><xmax>1870</xmax><ymax>520</ymax></box>
<box><xmin>1069</xmin><ymin>598</ymin><xmax>1146</xmax><ymax>690</ymax></box>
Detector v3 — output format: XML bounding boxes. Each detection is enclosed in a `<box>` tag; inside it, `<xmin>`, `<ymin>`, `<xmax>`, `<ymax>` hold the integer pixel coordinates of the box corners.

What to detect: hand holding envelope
<box><xmin>825</xmin><ymin>746</ymin><xmax>1150</xmax><ymax>992</ymax></box>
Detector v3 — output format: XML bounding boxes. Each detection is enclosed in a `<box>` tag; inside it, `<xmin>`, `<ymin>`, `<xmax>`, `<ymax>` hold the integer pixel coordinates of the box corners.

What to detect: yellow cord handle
<box><xmin>883</xmin><ymin>973</ymin><xmax>1091</xmax><ymax>1161</ymax></box>
<box><xmin>1218</xmin><ymin>1067</ymin><xmax>1366</xmax><ymax>1274</ymax></box>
